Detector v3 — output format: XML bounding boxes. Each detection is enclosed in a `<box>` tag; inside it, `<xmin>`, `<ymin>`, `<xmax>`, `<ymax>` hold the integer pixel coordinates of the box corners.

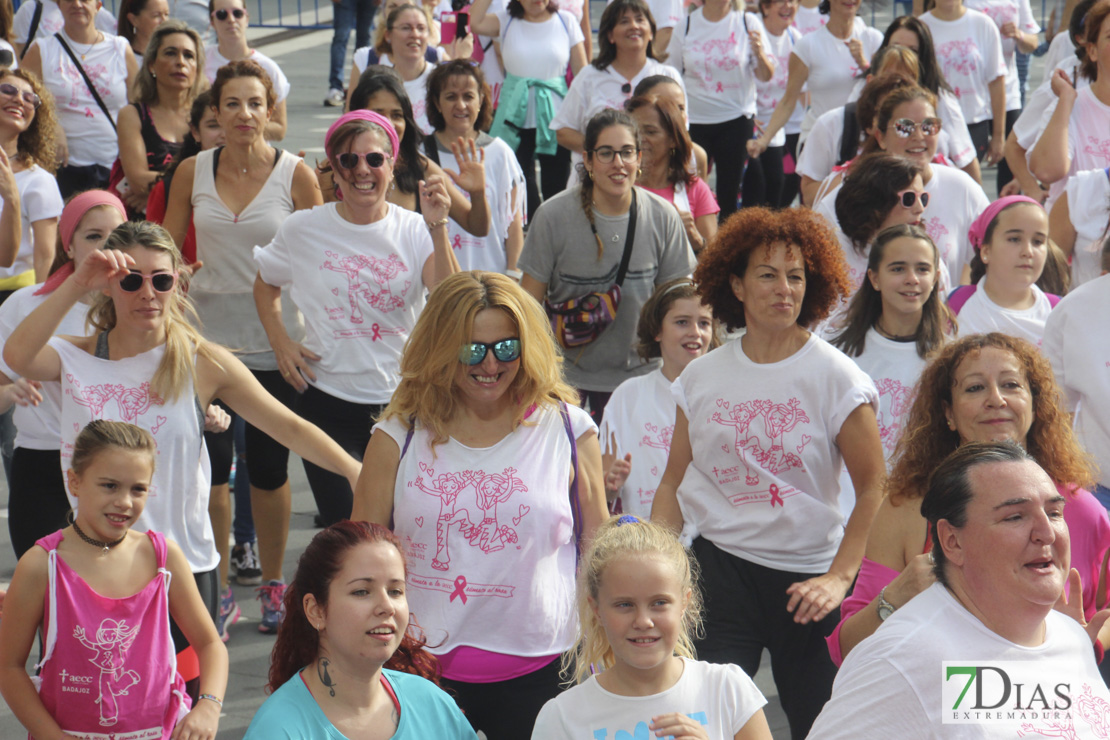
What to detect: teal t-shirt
<box><xmin>244</xmin><ymin>667</ymin><xmax>477</xmax><ymax>739</ymax></box>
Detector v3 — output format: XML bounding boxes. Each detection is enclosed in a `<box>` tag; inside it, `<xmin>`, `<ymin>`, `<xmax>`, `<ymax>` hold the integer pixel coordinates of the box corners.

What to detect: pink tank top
<box><xmin>33</xmin><ymin>530</ymin><xmax>191</xmax><ymax>739</ymax></box>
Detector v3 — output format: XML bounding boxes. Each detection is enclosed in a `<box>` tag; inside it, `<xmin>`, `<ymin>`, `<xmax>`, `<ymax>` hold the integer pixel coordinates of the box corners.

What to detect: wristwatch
<box><xmin>877</xmin><ymin>586</ymin><xmax>896</xmax><ymax>622</ymax></box>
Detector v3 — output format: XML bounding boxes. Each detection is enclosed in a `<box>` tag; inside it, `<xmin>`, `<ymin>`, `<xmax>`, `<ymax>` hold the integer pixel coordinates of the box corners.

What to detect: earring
<box><xmin>587</xmin><ymin>170</ymin><xmax>594</xmax><ymax>180</ymax></box>
<box><xmin>151</xmin><ymin>72</ymin><xmax>156</xmax><ymax>78</ymax></box>
<box><xmin>637</xmin><ymin>168</ymin><xmax>642</xmax><ymax>177</ymax></box>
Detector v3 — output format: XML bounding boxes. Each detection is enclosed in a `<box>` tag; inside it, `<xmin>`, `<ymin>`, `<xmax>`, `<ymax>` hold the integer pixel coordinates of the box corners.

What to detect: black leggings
<box><xmin>780</xmin><ymin>133</ymin><xmax>801</xmax><ymax>207</ymax></box>
<box><xmin>692</xmin><ymin>537</ymin><xmax>838</xmax><ymax>739</ymax></box>
<box><xmin>441</xmin><ymin>656</ymin><xmax>562</xmax><ymax>739</ymax></box>
<box><xmin>207</xmin><ymin>369</ymin><xmax>295</xmax><ymax>490</ymax></box>
<box><xmin>8</xmin><ymin>447</ymin><xmax>70</xmax><ymax>559</ymax></box>
<box><xmin>514</xmin><ymin>128</ymin><xmax>570</xmax><ymax>222</ymax></box>
<box><xmin>690</xmin><ymin>115</ymin><xmax>754</xmax><ymax>222</ymax></box>
<box><xmin>741</xmin><ymin>144</ymin><xmax>785</xmax><ymax>209</ymax></box>
<box><xmin>995</xmin><ymin>108</ymin><xmax>1021</xmax><ymax>194</ymax></box>
<box><xmin>170</xmin><ymin>567</ymin><xmax>220</xmax><ymax>653</ymax></box>
<box><xmin>294</xmin><ymin>384</ymin><xmax>381</xmax><ymax>526</ymax></box>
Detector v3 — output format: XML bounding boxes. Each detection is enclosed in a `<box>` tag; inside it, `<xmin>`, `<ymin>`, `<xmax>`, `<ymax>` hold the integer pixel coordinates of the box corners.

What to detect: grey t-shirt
<box><xmin>520</xmin><ymin>186</ymin><xmax>696</xmax><ymax>392</ymax></box>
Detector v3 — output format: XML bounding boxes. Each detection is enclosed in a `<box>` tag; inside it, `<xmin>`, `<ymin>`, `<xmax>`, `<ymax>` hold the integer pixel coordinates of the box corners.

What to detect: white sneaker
<box><xmin>324</xmin><ymin>88</ymin><xmax>345</xmax><ymax>107</ymax></box>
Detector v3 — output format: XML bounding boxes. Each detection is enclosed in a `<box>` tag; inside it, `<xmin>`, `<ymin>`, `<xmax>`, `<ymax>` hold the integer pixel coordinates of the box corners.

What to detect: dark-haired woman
<box><xmin>550</xmin><ymin>0</ymin><xmax>683</xmax><ymax>189</ymax></box>
<box><xmin>470</xmin><ymin>0</ymin><xmax>585</xmax><ymax>221</ymax></box>
<box><xmin>117</xmin><ymin>0</ymin><xmax>169</xmax><ymax>56</ymax></box>
<box><xmin>651</xmin><ymin>206</ymin><xmax>884</xmax><ymax>739</ymax></box>
<box><xmin>665</xmin><ymin>0</ymin><xmax>773</xmax><ymax>220</ymax></box>
<box><xmin>748</xmin><ymin>0</ymin><xmax>881</xmax><ymax>157</ymax></box>
<box><xmin>520</xmin><ymin>108</ymin><xmax>695</xmax><ymax>421</ymax></box>
<box><xmin>627</xmin><ymin>94</ymin><xmax>718</xmax><ymax>254</ymax></box>
<box><xmin>425</xmin><ymin>61</ymin><xmax>524</xmax><ymax>274</ymax></box>
<box><xmin>245</xmin><ymin>526</ymin><xmax>479</xmax><ymax>737</ymax></box>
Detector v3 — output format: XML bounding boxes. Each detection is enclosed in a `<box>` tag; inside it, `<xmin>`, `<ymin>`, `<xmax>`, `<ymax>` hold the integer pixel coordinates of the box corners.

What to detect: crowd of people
<box><xmin>0</xmin><ymin>0</ymin><xmax>1107</xmax><ymax>737</ymax></box>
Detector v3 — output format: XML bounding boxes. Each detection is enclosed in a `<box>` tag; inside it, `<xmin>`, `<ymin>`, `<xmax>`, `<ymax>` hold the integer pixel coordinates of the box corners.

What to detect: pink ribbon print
<box><xmin>450</xmin><ymin>575</ymin><xmax>468</xmax><ymax>604</ymax></box>
<box><xmin>769</xmin><ymin>483</ymin><xmax>784</xmax><ymax>508</ymax></box>
<box><xmin>409</xmin><ymin>572</ymin><xmax>516</xmax><ymax>604</ymax></box>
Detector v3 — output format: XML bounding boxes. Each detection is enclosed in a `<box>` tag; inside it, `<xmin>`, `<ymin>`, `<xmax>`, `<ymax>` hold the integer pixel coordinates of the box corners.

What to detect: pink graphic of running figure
<box><xmin>936</xmin><ymin>39</ymin><xmax>979</xmax><ymax>76</ymax></box>
<box><xmin>1018</xmin><ymin>714</ymin><xmax>1079</xmax><ymax>739</ymax></box>
<box><xmin>322</xmin><ymin>253</ymin><xmax>411</xmax><ymax>322</ymax></box>
<box><xmin>874</xmin><ymin>378</ymin><xmax>913</xmax><ymax>454</ymax></box>
<box><xmin>712</xmin><ymin>400</ymin><xmax>766</xmax><ymax>485</ymax></box>
<box><xmin>1075</xmin><ymin>684</ymin><xmax>1110</xmax><ymax>737</ymax></box>
<box><xmin>67</xmin><ymin>377</ymin><xmax>121</xmax><ymax>417</ymax></box>
<box><xmin>469</xmin><ymin>467</ymin><xmax>527</xmax><ymax>553</ymax></box>
<box><xmin>117</xmin><ymin>382</ymin><xmax>163</xmax><ymax>423</ymax></box>
<box><xmin>640</xmin><ymin>422</ymin><xmax>674</xmax><ymax>453</ymax></box>
<box><xmin>1082</xmin><ymin>135</ymin><xmax>1110</xmax><ymax>163</ymax></box>
<box><xmin>412</xmin><ymin>464</ymin><xmax>476</xmax><ymax>571</ymax></box>
<box><xmin>74</xmin><ymin>619</ymin><xmax>141</xmax><ymax>727</ymax></box>
<box><xmin>757</xmin><ymin>398</ymin><xmax>809</xmax><ymax>474</ymax></box>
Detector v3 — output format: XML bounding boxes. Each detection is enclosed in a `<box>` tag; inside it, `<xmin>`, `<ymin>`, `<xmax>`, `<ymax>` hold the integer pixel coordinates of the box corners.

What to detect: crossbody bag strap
<box><xmin>21</xmin><ymin>1</ymin><xmax>43</xmax><ymax>60</ymax></box>
<box><xmin>613</xmin><ymin>190</ymin><xmax>638</xmax><ymax>286</ymax></box>
<box><xmin>55</xmin><ymin>33</ymin><xmax>117</xmax><ymax>132</ymax></box>
<box><xmin>559</xmin><ymin>401</ymin><xmax>583</xmax><ymax>561</ymax></box>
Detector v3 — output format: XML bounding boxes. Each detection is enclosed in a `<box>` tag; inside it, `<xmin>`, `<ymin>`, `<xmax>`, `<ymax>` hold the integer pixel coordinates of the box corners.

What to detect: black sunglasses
<box><xmin>337</xmin><ymin>151</ymin><xmax>389</xmax><ymax>169</ymax></box>
<box><xmin>119</xmin><ymin>271</ymin><xmax>177</xmax><ymax>293</ymax></box>
<box><xmin>212</xmin><ymin>7</ymin><xmax>246</xmax><ymax>20</ymax></box>
<box><xmin>458</xmin><ymin>338</ymin><xmax>521</xmax><ymax>365</ymax></box>
<box><xmin>0</xmin><ymin>82</ymin><xmax>40</xmax><ymax>110</ymax></box>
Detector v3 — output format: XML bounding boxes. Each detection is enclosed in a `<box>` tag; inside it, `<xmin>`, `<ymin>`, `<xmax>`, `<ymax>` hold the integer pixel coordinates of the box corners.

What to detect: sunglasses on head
<box><xmin>896</xmin><ymin>189</ymin><xmax>929</xmax><ymax>209</ymax></box>
<box><xmin>212</xmin><ymin>7</ymin><xmax>245</xmax><ymax>20</ymax></box>
<box><xmin>458</xmin><ymin>338</ymin><xmax>521</xmax><ymax>365</ymax></box>
<box><xmin>119</xmin><ymin>271</ymin><xmax>178</xmax><ymax>293</ymax></box>
<box><xmin>891</xmin><ymin>117</ymin><xmax>941</xmax><ymax>138</ymax></box>
<box><xmin>336</xmin><ymin>151</ymin><xmax>389</xmax><ymax>169</ymax></box>
<box><xmin>0</xmin><ymin>82</ymin><xmax>40</xmax><ymax>110</ymax></box>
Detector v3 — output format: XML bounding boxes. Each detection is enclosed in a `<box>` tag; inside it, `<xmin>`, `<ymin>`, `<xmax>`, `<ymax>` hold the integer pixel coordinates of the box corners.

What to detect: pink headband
<box><xmin>967</xmin><ymin>195</ymin><xmax>1043</xmax><ymax>250</ymax></box>
<box><xmin>59</xmin><ymin>190</ymin><xmax>126</xmax><ymax>252</ymax></box>
<box><xmin>325</xmin><ymin>110</ymin><xmax>400</xmax><ymax>161</ymax></box>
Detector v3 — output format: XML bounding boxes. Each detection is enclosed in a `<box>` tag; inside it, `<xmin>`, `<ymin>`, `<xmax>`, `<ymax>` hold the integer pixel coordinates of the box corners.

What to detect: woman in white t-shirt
<box><xmin>1029</xmin><ymin>1</ymin><xmax>1110</xmax><ymax>210</ymax></box>
<box><xmin>652</xmin><ymin>207</ymin><xmax>884</xmax><ymax>738</ymax></box>
<box><xmin>919</xmin><ymin>0</ymin><xmax>1007</xmax><ymax>166</ymax></box>
<box><xmin>1049</xmin><ymin>166</ymin><xmax>1109</xmax><ymax>288</ymax></box>
<box><xmin>950</xmin><ymin>195</ymin><xmax>1055</xmax><ymax>345</ymax></box>
<box><xmin>12</xmin><ymin>0</ymin><xmax>116</xmax><ymax>59</ymax></box>
<box><xmin>352</xmin><ymin>271</ymin><xmax>607</xmax><ymax>739</ymax></box>
<box><xmin>665</xmin><ymin>0</ymin><xmax>773</xmax><ymax>220</ymax></box>
<box><xmin>748</xmin><ymin>0</ymin><xmax>882</xmax><ymax>156</ymax></box>
<box><xmin>22</xmin><ymin>0</ymin><xmax>138</xmax><ymax>199</ymax></box>
<box><xmin>204</xmin><ymin>0</ymin><xmax>290</xmax><ymax>140</ymax></box>
<box><xmin>471</xmin><ymin>0</ymin><xmax>586</xmax><ymax>221</ymax></box>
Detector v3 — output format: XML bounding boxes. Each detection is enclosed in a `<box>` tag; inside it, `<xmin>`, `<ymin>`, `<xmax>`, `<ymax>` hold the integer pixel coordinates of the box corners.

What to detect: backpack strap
<box><xmin>946</xmin><ymin>284</ymin><xmax>976</xmax><ymax>315</ymax></box>
<box><xmin>838</xmin><ymin>102</ymin><xmax>859</xmax><ymax>166</ymax></box>
<box><xmin>422</xmin><ymin>135</ymin><xmax>440</xmax><ymax>166</ymax></box>
<box><xmin>559</xmin><ymin>402</ymin><xmax>583</xmax><ymax>561</ymax></box>
<box><xmin>21</xmin><ymin>1</ymin><xmax>43</xmax><ymax>60</ymax></box>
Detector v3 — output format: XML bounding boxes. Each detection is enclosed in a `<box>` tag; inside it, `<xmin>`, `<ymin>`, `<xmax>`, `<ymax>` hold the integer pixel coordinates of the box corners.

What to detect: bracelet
<box><xmin>426</xmin><ymin>217</ymin><xmax>450</xmax><ymax>231</ymax></box>
<box><xmin>505</xmin><ymin>268</ymin><xmax>523</xmax><ymax>280</ymax></box>
<box><xmin>198</xmin><ymin>693</ymin><xmax>223</xmax><ymax>708</ymax></box>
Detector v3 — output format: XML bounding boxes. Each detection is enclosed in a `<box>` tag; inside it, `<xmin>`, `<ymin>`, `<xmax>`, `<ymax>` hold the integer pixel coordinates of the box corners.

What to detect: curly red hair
<box><xmin>693</xmin><ymin>207</ymin><xmax>851</xmax><ymax>331</ymax></box>
<box><xmin>888</xmin><ymin>333</ymin><xmax>1094</xmax><ymax>502</ymax></box>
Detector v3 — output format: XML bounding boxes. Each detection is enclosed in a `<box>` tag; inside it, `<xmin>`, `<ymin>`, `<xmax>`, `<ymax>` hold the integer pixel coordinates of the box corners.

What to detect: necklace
<box><xmin>65</xmin><ymin>30</ymin><xmax>103</xmax><ymax>60</ymax></box>
<box><xmin>875</xmin><ymin>320</ymin><xmax>917</xmax><ymax>342</ymax></box>
<box><xmin>72</xmin><ymin>519</ymin><xmax>126</xmax><ymax>555</ymax></box>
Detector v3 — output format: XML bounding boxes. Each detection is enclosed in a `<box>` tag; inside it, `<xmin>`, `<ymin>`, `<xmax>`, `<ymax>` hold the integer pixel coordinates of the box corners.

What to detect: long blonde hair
<box><xmin>379</xmin><ymin>271</ymin><xmax>579</xmax><ymax>447</ymax></box>
<box><xmin>88</xmin><ymin>222</ymin><xmax>221</xmax><ymax>402</ymax></box>
<box><xmin>563</xmin><ymin>516</ymin><xmax>704</xmax><ymax>685</ymax></box>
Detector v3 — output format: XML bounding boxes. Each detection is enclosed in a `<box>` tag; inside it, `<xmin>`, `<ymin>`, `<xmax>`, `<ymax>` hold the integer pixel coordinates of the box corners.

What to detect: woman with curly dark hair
<box><xmin>652</xmin><ymin>206</ymin><xmax>885</xmax><ymax>739</ymax></box>
<box><xmin>243</xmin><ymin>520</ymin><xmax>476</xmax><ymax>738</ymax></box>
<box><xmin>0</xmin><ymin>67</ymin><xmax>61</xmax><ymax>295</ymax></box>
<box><xmin>827</xmin><ymin>333</ymin><xmax>1110</xmax><ymax>672</ymax></box>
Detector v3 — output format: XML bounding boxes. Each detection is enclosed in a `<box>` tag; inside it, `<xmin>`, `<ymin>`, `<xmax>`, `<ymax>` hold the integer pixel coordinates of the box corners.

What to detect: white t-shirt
<box><xmin>755</xmin><ymin>19</ymin><xmax>804</xmax><ymax>143</ymax></box>
<box><xmin>0</xmin><ymin>165</ymin><xmax>62</xmax><ymax>281</ymax></box>
<box><xmin>665</xmin><ymin>9</ymin><xmax>770</xmax><ymax>123</ymax></box>
<box><xmin>791</xmin><ymin>20</ymin><xmax>882</xmax><ymax>138</ymax></box>
<box><xmin>953</xmin><ymin>280</ymin><xmax>1054</xmax><ymax>346</ymax></box>
<box><xmin>35</xmin><ymin>32</ymin><xmax>130</xmax><ymax>168</ymax></box>
<box><xmin>1014</xmin><ymin>53</ymin><xmax>1086</xmax><ymax>150</ymax></box>
<box><xmin>532</xmin><ymin>658</ymin><xmax>767</xmax><ymax>740</ymax></box>
<box><xmin>1063</xmin><ymin>168</ymin><xmax>1110</xmax><ymax>289</ymax></box>
<box><xmin>965</xmin><ymin>0</ymin><xmax>1039</xmax><ymax>112</ymax></box>
<box><xmin>1044</xmin><ymin>273</ymin><xmax>1110</xmax><ymax>487</ymax></box>
<box><xmin>494</xmin><ymin>8</ymin><xmax>584</xmax><ymax>128</ymax></box>
<box><xmin>921</xmin><ymin>164</ymin><xmax>990</xmax><ymax>283</ymax></box>
<box><xmin>203</xmin><ymin>46</ymin><xmax>291</xmax><ymax>103</ymax></box>
<box><xmin>598</xmin><ymin>368</ymin><xmax>677</xmax><ymax>519</ymax></box>
<box><xmin>0</xmin><ymin>286</ymin><xmax>87</xmax><ymax>450</ymax></box>
<box><xmin>376</xmin><ymin>403</ymin><xmax>595</xmax><ymax>656</ymax></box>
<box><xmin>1033</xmin><ymin>85</ymin><xmax>1110</xmax><ymax>211</ymax></box>
<box><xmin>1041</xmin><ymin>29</ymin><xmax>1075</xmax><ymax>87</ymax></box>
<box><xmin>792</xmin><ymin>4</ymin><xmax>826</xmax><ymax>36</ymax></box>
<box><xmin>604</xmin><ymin>0</ymin><xmax>682</xmax><ymax>29</ymax></box>
<box><xmin>253</xmin><ymin>203</ymin><xmax>434</xmax><ymax>405</ymax></box>
<box><xmin>432</xmin><ymin>134</ymin><xmax>525</xmax><ymax>274</ymax></box>
<box><xmin>808</xmin><ymin>583</ymin><xmax>1110</xmax><ymax>739</ymax></box>
<box><xmin>673</xmin><ymin>334</ymin><xmax>878</xmax><ymax>571</ymax></box>
<box><xmin>921</xmin><ymin>9</ymin><xmax>1007</xmax><ymax>124</ymax></box>
<box><xmin>12</xmin><ymin>1</ymin><xmax>116</xmax><ymax>48</ymax></box>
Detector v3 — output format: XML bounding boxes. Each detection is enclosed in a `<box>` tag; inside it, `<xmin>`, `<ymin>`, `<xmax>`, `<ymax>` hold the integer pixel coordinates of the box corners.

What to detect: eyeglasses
<box><xmin>588</xmin><ymin>146</ymin><xmax>640</xmax><ymax>163</ymax></box>
<box><xmin>393</xmin><ymin>23</ymin><xmax>428</xmax><ymax>34</ymax></box>
<box><xmin>0</xmin><ymin>83</ymin><xmax>40</xmax><ymax>110</ymax></box>
<box><xmin>336</xmin><ymin>151</ymin><xmax>389</xmax><ymax>169</ymax></box>
<box><xmin>212</xmin><ymin>7</ymin><xmax>245</xmax><ymax>21</ymax></box>
<box><xmin>891</xmin><ymin>117</ymin><xmax>941</xmax><ymax>138</ymax></box>
<box><xmin>458</xmin><ymin>338</ymin><xmax>521</xmax><ymax>365</ymax></box>
<box><xmin>895</xmin><ymin>189</ymin><xmax>929</xmax><ymax>209</ymax></box>
<box><xmin>118</xmin><ymin>271</ymin><xmax>178</xmax><ymax>293</ymax></box>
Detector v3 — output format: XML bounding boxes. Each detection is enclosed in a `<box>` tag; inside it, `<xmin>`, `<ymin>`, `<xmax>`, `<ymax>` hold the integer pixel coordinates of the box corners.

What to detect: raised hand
<box><xmin>444</xmin><ymin>136</ymin><xmax>486</xmax><ymax>195</ymax></box>
<box><xmin>72</xmin><ymin>249</ymin><xmax>135</xmax><ymax>292</ymax></box>
<box><xmin>418</xmin><ymin>174</ymin><xmax>452</xmax><ymax>224</ymax></box>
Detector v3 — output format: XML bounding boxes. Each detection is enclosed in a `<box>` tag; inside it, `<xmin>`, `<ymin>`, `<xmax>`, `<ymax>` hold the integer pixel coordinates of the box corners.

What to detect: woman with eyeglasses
<box><xmin>351</xmin><ymin>270</ymin><xmax>607</xmax><ymax>739</ymax></box>
<box><xmin>520</xmin><ymin>108</ymin><xmax>695</xmax><ymax>422</ymax></box>
<box><xmin>22</xmin><ymin>0</ymin><xmax>138</xmax><ymax>199</ymax></box>
<box><xmin>2</xmin><ymin>219</ymin><xmax>362</xmax><ymax>663</ymax></box>
<box><xmin>204</xmin><ymin>0</ymin><xmax>289</xmax><ymax>141</ymax></box>
<box><xmin>550</xmin><ymin>0</ymin><xmax>683</xmax><ymax>191</ymax></box>
<box><xmin>163</xmin><ymin>59</ymin><xmax>324</xmax><ymax>639</ymax></box>
<box><xmin>344</xmin><ymin>0</ymin><xmax>443</xmax><ymax>108</ymax></box>
<box><xmin>254</xmin><ymin>109</ymin><xmax>458</xmax><ymax>530</ymax></box>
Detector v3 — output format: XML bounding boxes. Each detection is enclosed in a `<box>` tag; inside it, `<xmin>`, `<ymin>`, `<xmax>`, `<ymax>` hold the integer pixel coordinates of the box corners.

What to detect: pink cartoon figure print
<box><xmin>321</xmin><ymin>251</ymin><xmax>411</xmax><ymax>324</ymax></box>
<box><xmin>936</xmin><ymin>39</ymin><xmax>980</xmax><ymax>77</ymax></box>
<box><xmin>873</xmin><ymin>377</ymin><xmax>913</xmax><ymax>455</ymax></box>
<box><xmin>712</xmin><ymin>397</ymin><xmax>811</xmax><ymax>485</ymax></box>
<box><xmin>469</xmin><ymin>467</ymin><xmax>527</xmax><ymax>554</ymax></box>
<box><xmin>73</xmin><ymin>619</ymin><xmax>142</xmax><ymax>727</ymax></box>
<box><xmin>640</xmin><ymin>422</ymin><xmax>674</xmax><ymax>453</ymax></box>
<box><xmin>411</xmin><ymin>463</ymin><xmax>477</xmax><ymax>571</ymax></box>
<box><xmin>68</xmin><ymin>378</ymin><xmax>164</xmax><ymax>423</ymax></box>
<box><xmin>712</xmin><ymin>399</ymin><xmax>766</xmax><ymax>485</ymax></box>
<box><xmin>758</xmin><ymin>397</ymin><xmax>810</xmax><ymax>474</ymax></box>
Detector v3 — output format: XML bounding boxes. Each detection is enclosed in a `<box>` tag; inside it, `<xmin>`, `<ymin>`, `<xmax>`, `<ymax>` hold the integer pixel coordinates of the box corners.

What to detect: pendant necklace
<box><xmin>72</xmin><ymin>519</ymin><xmax>126</xmax><ymax>555</ymax></box>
